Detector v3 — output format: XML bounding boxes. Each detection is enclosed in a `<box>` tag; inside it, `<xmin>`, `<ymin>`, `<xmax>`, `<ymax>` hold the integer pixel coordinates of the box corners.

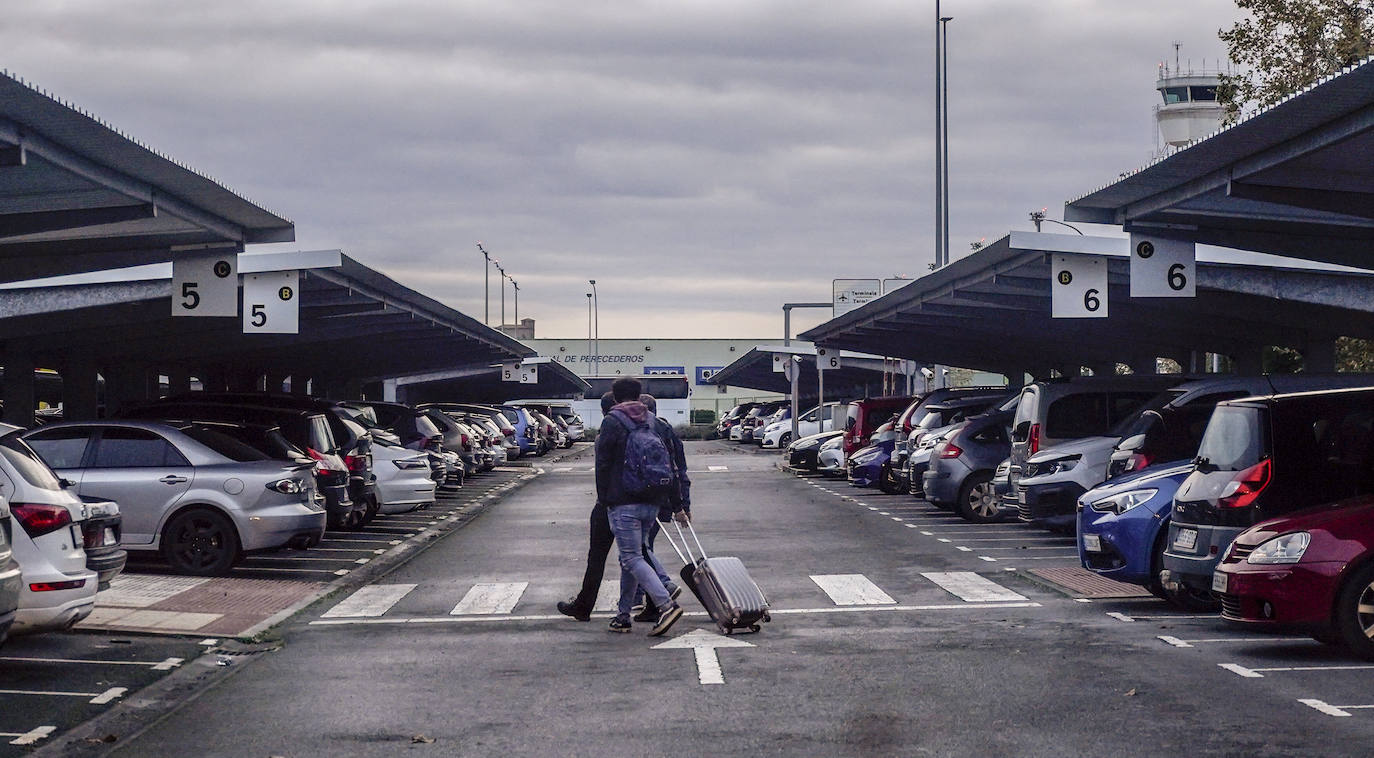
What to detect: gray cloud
<box><xmin>2</xmin><ymin>0</ymin><xmax>1241</xmax><ymax>337</ymax></box>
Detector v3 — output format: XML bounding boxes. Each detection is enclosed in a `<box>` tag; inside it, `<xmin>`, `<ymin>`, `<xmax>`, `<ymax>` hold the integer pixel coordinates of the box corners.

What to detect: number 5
<box><xmin>251</xmin><ymin>304</ymin><xmax>266</xmax><ymax>327</ymax></box>
<box><xmin>181</xmin><ymin>282</ymin><xmax>200</xmax><ymax>310</ymax></box>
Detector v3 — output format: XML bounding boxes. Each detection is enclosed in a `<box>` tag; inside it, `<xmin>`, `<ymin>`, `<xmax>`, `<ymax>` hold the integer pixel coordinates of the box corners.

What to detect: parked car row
<box><xmin>0</xmin><ymin>391</ymin><xmax>589</xmax><ymax>645</ymax></box>
<box><xmin>782</xmin><ymin>374</ymin><xmax>1374</xmax><ymax>659</ymax></box>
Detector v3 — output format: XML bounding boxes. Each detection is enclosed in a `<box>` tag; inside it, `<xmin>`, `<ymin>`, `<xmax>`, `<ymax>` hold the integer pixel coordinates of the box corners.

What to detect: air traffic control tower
<box><xmin>1154</xmin><ymin>45</ymin><xmax>1226</xmax><ymax>149</ymax></box>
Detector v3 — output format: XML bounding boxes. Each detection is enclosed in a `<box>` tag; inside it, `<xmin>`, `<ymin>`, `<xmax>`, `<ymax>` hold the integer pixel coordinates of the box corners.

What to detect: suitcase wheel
<box><xmin>717</xmin><ymin>622</ymin><xmax>732</xmax><ymax>636</ymax></box>
<box><xmin>748</xmin><ymin>624</ymin><xmax>761</xmax><ymax>633</ymax></box>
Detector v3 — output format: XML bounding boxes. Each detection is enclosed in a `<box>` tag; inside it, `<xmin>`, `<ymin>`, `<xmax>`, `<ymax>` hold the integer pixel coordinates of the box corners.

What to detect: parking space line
<box><xmin>4</xmin><ymin>726</ymin><xmax>56</xmax><ymax>746</ymax></box>
<box><xmin>950</xmin><ymin>537</ymin><xmax>1074</xmax><ymax>543</ymax></box>
<box><xmin>0</xmin><ymin>687</ymin><xmax>126</xmax><ymax>704</ymax></box>
<box><xmin>968</xmin><ymin>546</ymin><xmax>1076</xmax><ymax>551</ymax></box>
<box><xmin>1158</xmin><ymin>635</ymin><xmax>1299</xmax><ymax>648</ymax></box>
<box><xmin>322</xmin><ymin>584</ymin><xmax>418</xmax><ymax>618</ymax></box>
<box><xmin>708</xmin><ymin>465</ymin><xmax>729</xmax><ymax>471</ymax></box>
<box><xmin>451</xmin><ymin>582</ymin><xmax>529</xmax><ymax>615</ymax></box>
<box><xmin>1219</xmin><ymin>662</ymin><xmax>1374</xmax><ymax>678</ymax></box>
<box><xmin>0</xmin><ymin>656</ymin><xmax>183</xmax><ymax>670</ymax></box>
<box><xmin>810</xmin><ymin>574</ymin><xmax>897</xmax><ymax>605</ymax></box>
<box><xmin>1109</xmin><ymin>612</ymin><xmax>1219</xmax><ymax>622</ymax></box>
<box><xmin>922</xmin><ymin>571</ymin><xmax>1027</xmax><ymax>602</ymax></box>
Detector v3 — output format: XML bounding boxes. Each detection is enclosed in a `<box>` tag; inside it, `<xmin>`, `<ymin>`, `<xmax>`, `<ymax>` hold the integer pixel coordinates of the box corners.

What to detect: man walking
<box><xmin>596</xmin><ymin>377</ymin><xmax>685</xmax><ymax>636</ymax></box>
<box><xmin>556</xmin><ymin>393</ymin><xmax>618</xmax><ymax>622</ymax></box>
<box><xmin>631</xmin><ymin>393</ymin><xmax>690</xmax><ymax>623</ymax></box>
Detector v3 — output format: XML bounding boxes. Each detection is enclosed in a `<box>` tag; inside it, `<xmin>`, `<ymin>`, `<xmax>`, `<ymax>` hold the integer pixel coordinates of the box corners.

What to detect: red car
<box><xmin>1215</xmin><ymin>495</ymin><xmax>1374</xmax><ymax>658</ymax></box>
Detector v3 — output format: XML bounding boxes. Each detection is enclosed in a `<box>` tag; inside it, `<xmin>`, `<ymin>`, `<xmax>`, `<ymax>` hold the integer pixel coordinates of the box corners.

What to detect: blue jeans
<box><xmin>608</xmin><ymin>504</ymin><xmax>673</xmax><ymax>617</ymax></box>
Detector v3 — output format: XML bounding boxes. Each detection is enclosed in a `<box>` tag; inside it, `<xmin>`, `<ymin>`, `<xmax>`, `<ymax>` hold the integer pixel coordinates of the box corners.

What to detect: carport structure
<box><xmin>709</xmin><ymin>345</ymin><xmax>909</xmax><ymax>404</ymax></box>
<box><xmin>1065</xmin><ymin>57</ymin><xmax>1374</xmax><ymax>268</ymax></box>
<box><xmin>799</xmin><ymin>231</ymin><xmax>1374</xmax><ymax>380</ymax></box>
<box><xmin>0</xmin><ymin>251</ymin><xmax>543</xmax><ymax>423</ymax></box>
<box><xmin>0</xmin><ymin>71</ymin><xmax>294</xmax><ymax>283</ymax></box>
<box><xmin>389</xmin><ymin>359</ymin><xmax>591</xmax><ymax>405</ymax></box>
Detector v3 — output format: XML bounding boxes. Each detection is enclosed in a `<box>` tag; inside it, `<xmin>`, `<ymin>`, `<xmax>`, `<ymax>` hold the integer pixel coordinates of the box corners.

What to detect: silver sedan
<box><xmin>22</xmin><ymin>421</ymin><xmax>326</xmax><ymax>576</ymax></box>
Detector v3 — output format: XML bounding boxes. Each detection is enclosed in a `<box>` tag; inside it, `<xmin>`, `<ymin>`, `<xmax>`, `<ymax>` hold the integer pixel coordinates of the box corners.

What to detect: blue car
<box><xmin>1077</xmin><ymin>460</ymin><xmax>1209</xmax><ymax>607</ymax></box>
<box><xmin>847</xmin><ymin>438</ymin><xmax>896</xmax><ymax>488</ymax></box>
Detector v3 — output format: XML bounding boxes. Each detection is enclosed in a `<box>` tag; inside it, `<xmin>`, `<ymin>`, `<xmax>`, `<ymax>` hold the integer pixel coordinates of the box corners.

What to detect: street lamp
<box><xmin>588</xmin><ymin>279</ymin><xmax>599</xmax><ymax>376</ymax></box>
<box><xmin>586</xmin><ymin>293</ymin><xmax>593</xmax><ymax>377</ymax></box>
<box><xmin>1029</xmin><ymin>208</ymin><xmax>1084</xmax><ymax>235</ymax></box>
<box><xmin>495</xmin><ymin>262</ymin><xmax>507</xmax><ymax>326</ymax></box>
<box><xmin>940</xmin><ymin>14</ymin><xmax>951</xmax><ymax>268</ymax></box>
<box><xmin>477</xmin><ymin>242</ymin><xmax>494</xmax><ymax>325</ymax></box>
<box><xmin>511</xmin><ymin>278</ymin><xmax>520</xmax><ymax>323</ymax></box>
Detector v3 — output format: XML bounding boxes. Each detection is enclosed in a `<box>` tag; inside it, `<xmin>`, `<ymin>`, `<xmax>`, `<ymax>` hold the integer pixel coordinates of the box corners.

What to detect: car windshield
<box><xmin>1108</xmin><ymin>389</ymin><xmax>1185</xmax><ymax>438</ymax></box>
<box><xmin>179</xmin><ymin>425</ymin><xmax>272</xmax><ymax>462</ymax></box>
<box><xmin>1196</xmin><ymin>405</ymin><xmax>1266</xmax><ymax>471</ymax></box>
<box><xmin>0</xmin><ymin>433</ymin><xmax>64</xmax><ymax>490</ymax></box>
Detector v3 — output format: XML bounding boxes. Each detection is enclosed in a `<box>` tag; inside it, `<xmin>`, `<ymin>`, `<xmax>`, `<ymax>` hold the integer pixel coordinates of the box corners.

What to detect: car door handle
<box><xmin>159</xmin><ymin>475</ymin><xmax>188</xmax><ymax>485</ymax></box>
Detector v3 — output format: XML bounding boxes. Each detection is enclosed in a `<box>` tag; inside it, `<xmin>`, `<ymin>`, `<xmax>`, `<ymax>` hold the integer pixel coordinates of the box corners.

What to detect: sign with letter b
<box><xmin>1051</xmin><ymin>254</ymin><xmax>1108</xmax><ymax>318</ymax></box>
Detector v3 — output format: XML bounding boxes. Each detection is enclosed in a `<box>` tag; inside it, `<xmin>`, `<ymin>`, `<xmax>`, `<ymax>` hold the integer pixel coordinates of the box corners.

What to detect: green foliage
<box><xmin>689</xmin><ymin>408</ymin><xmax>717</xmax><ymax>425</ymax></box>
<box><xmin>1337</xmin><ymin>336</ymin><xmax>1374</xmax><ymax>372</ymax></box>
<box><xmin>1219</xmin><ymin>0</ymin><xmax>1374</xmax><ymax>123</ymax></box>
<box><xmin>1263</xmin><ymin>345</ymin><xmax>1305</xmax><ymax>373</ymax></box>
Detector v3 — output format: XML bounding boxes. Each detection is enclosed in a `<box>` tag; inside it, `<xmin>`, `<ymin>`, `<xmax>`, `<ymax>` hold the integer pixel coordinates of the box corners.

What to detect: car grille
<box><xmin>1225</xmin><ymin>544</ymin><xmax>1255</xmax><ymax>563</ymax></box>
<box><xmin>1219</xmin><ymin>593</ymin><xmax>1242</xmax><ymax>620</ymax></box>
<box><xmin>1017</xmin><ymin>503</ymin><xmax>1032</xmax><ymax>521</ymax></box>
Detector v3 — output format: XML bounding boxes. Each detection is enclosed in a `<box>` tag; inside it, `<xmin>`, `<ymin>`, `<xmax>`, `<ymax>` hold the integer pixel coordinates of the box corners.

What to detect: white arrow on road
<box><xmin>652</xmin><ymin>628</ymin><xmax>754</xmax><ymax>685</ymax></box>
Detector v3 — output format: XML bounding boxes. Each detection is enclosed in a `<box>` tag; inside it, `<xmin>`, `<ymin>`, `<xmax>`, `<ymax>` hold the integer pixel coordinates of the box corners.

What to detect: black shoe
<box><xmin>648</xmin><ymin>603</ymin><xmax>683</xmax><ymax>637</ymax></box>
<box><xmin>557</xmin><ymin>599</ymin><xmax>591</xmax><ymax>622</ymax></box>
<box><xmin>608</xmin><ymin>615</ymin><xmax>632</xmax><ymax>633</ymax></box>
<box><xmin>633</xmin><ymin>604</ymin><xmax>660</xmax><ymax>623</ymax></box>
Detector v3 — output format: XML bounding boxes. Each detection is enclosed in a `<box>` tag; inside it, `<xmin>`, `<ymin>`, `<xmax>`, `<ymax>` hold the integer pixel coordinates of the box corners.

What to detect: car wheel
<box><xmin>779</xmin><ymin>433</ymin><xmax>792</xmax><ymax>448</ymax></box>
<box><xmin>957</xmin><ymin>472</ymin><xmax>1001</xmax><ymax>523</ymax></box>
<box><xmin>162</xmin><ymin>508</ymin><xmax>240</xmax><ymax>576</ymax></box>
<box><xmin>878</xmin><ymin>464</ymin><xmax>903</xmax><ymax>495</ymax></box>
<box><xmin>1335</xmin><ymin>562</ymin><xmax>1374</xmax><ymax>660</ymax></box>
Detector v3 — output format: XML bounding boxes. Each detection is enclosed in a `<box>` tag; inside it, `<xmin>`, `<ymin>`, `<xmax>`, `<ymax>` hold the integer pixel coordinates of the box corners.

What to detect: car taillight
<box><xmin>12</xmin><ymin>503</ymin><xmax>73</xmax><ymax>539</ymax></box>
<box><xmin>940</xmin><ymin>443</ymin><xmax>963</xmax><ymax>459</ymax></box>
<box><xmin>1219</xmin><ymin>459</ymin><xmax>1272</xmax><ymax>508</ymax></box>
<box><xmin>267</xmin><ymin>478</ymin><xmax>305</xmax><ymax>494</ymax></box>
<box><xmin>503</xmin><ymin>428</ymin><xmax>515</xmax><ymax>437</ymax></box>
<box><xmin>345</xmin><ymin>454</ymin><xmax>368</xmax><ymax>473</ymax></box>
<box><xmin>461</xmin><ymin>433</ymin><xmax>472</xmax><ymax>452</ymax></box>
<box><xmin>30</xmin><ymin>579</ymin><xmax>86</xmax><ymax>592</ymax></box>
<box><xmin>1122</xmin><ymin>452</ymin><xmax>1151</xmax><ymax>474</ymax></box>
<box><xmin>1028</xmin><ymin>423</ymin><xmax>1041</xmax><ymax>456</ymax></box>
<box><xmin>306</xmin><ymin>448</ymin><xmax>337</xmax><ymax>475</ymax></box>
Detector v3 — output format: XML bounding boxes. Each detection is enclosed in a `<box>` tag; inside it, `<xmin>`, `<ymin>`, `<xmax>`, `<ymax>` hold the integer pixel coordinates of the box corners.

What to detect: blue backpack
<box><xmin>612</xmin><ymin>410</ymin><xmax>675</xmax><ymax>498</ymax></box>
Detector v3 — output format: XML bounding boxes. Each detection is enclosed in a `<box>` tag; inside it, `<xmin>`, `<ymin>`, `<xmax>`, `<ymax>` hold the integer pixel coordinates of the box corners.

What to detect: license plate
<box><xmin>103</xmin><ymin>527</ymin><xmax>118</xmax><ymax>546</ymax></box>
<box><xmin>1212</xmin><ymin>571</ymin><xmax>1227</xmax><ymax>593</ymax></box>
<box><xmin>1174</xmin><ymin>528</ymin><xmax>1198</xmax><ymax>551</ymax></box>
<box><xmin>1016</xmin><ymin>490</ymin><xmax>1026</xmax><ymax>504</ymax></box>
<box><xmin>1082</xmin><ymin>534</ymin><xmax>1101</xmax><ymax>552</ymax></box>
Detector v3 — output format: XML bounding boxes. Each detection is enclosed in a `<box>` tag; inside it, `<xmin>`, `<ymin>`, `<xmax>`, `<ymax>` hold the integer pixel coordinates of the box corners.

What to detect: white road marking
<box><xmin>451</xmin><ymin>582</ymin><xmax>529</xmax><ymax>615</ymax></box>
<box><xmin>937</xmin><ymin>538</ymin><xmax>951</xmax><ymax>543</ymax></box>
<box><xmin>877</xmin><ymin>511</ymin><xmax>890</xmax><ymax>515</ymax></box>
<box><xmin>322</xmin><ymin>584</ymin><xmax>418</xmax><ymax>618</ymax></box>
<box><xmin>1159</xmin><ymin>635</ymin><xmax>1192</xmax><ymax>648</ymax></box>
<box><xmin>904</xmin><ymin>524</ymin><xmax>918</xmax><ymax>528</ymax></box>
<box><xmin>1161</xmin><ymin>636</ymin><xmax>1299</xmax><ymax>648</ymax></box>
<box><xmin>920</xmin><ymin>531</ymin><xmax>933</xmax><ymax>535</ymax></box>
<box><xmin>708</xmin><ymin>465</ymin><xmax>729</xmax><ymax>472</ymax></box>
<box><xmin>5</xmin><ymin>726</ymin><xmax>55</xmax><ymax>746</ymax></box>
<box><xmin>199</xmin><ymin>638</ymin><xmax>218</xmax><ymax>646</ymax></box>
<box><xmin>922</xmin><ymin>572</ymin><xmax>1027</xmax><ymax>602</ymax></box>
<box><xmin>0</xmin><ymin>687</ymin><xmax>126</xmax><ymax>704</ymax></box>
<box><xmin>309</xmin><ymin>602</ymin><xmax>1043</xmax><ymax>626</ymax></box>
<box><xmin>1109</xmin><ymin>612</ymin><xmax>1217</xmax><ymax>622</ymax></box>
<box><xmin>90</xmin><ymin>687</ymin><xmax>127</xmax><ymax>704</ymax></box>
<box><xmin>979</xmin><ymin>556</ymin><xmax>998</xmax><ymax>562</ymax></box>
<box><xmin>1220</xmin><ymin>662</ymin><xmax>1374</xmax><ymax>678</ymax></box>
<box><xmin>653</xmin><ymin>629</ymin><xmax>753</xmax><ymax>685</ymax></box>
<box><xmin>1300</xmin><ymin>699</ymin><xmax>1354</xmax><ymax>717</ymax></box>
<box><xmin>956</xmin><ymin>546</ymin><xmax>973</xmax><ymax>552</ymax></box>
<box><xmin>810</xmin><ymin>574</ymin><xmax>897</xmax><ymax>605</ymax></box>
<box><xmin>553</xmin><ymin>467</ymin><xmax>575</xmax><ymax>472</ymax></box>
<box><xmin>0</xmin><ymin>656</ymin><xmax>182</xmax><ymax>670</ymax></box>
<box><xmin>891</xmin><ymin>517</ymin><xmax>904</xmax><ymax>522</ymax></box>
<box><xmin>593</xmin><ymin>580</ymin><xmax>621</xmax><ymax>613</ymax></box>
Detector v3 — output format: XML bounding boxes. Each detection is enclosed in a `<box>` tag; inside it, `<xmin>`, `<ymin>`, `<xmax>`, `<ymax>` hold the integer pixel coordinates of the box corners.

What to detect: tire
<box><xmin>361</xmin><ymin>494</ymin><xmax>380</xmax><ymax>525</ymax></box>
<box><xmin>162</xmin><ymin>508</ymin><xmax>240</xmax><ymax>576</ymax></box>
<box><xmin>1335</xmin><ymin>562</ymin><xmax>1374</xmax><ymax>660</ymax></box>
<box><xmin>956</xmin><ymin>472</ymin><xmax>1001</xmax><ymax>523</ymax></box>
<box><xmin>779</xmin><ymin>433</ymin><xmax>792</xmax><ymax>448</ymax></box>
<box><xmin>878</xmin><ymin>464</ymin><xmax>903</xmax><ymax>495</ymax></box>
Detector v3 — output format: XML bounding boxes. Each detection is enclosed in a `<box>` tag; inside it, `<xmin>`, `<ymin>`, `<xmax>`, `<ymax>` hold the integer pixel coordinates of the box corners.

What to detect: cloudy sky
<box><xmin>3</xmin><ymin>0</ymin><xmax>1242</xmax><ymax>338</ymax></box>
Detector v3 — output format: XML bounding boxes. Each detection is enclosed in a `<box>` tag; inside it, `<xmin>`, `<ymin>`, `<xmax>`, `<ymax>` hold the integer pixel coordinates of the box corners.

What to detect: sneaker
<box><xmin>630</xmin><ymin>601</ymin><xmax>646</xmax><ymax>615</ymax></box>
<box><xmin>556</xmin><ymin>599</ymin><xmax>591</xmax><ymax>622</ymax></box>
<box><xmin>633</xmin><ymin>604</ymin><xmax>660</xmax><ymax>623</ymax></box>
<box><xmin>608</xmin><ymin>615</ymin><xmax>632</xmax><ymax>633</ymax></box>
<box><xmin>648</xmin><ymin>603</ymin><xmax>683</xmax><ymax>637</ymax></box>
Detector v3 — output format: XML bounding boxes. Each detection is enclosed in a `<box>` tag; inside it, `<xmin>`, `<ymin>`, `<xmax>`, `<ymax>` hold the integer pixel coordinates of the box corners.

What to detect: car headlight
<box><xmin>1087</xmin><ymin>488</ymin><xmax>1157</xmax><ymax>515</ymax></box>
<box><xmin>851</xmin><ymin>450</ymin><xmax>882</xmax><ymax>465</ymax></box>
<box><xmin>1246</xmin><ymin>532</ymin><xmax>1310</xmax><ymax>564</ymax></box>
<box><xmin>794</xmin><ymin>438</ymin><xmax>822</xmax><ymax>451</ymax></box>
<box><xmin>1026</xmin><ymin>455</ymin><xmax>1080</xmax><ymax>478</ymax></box>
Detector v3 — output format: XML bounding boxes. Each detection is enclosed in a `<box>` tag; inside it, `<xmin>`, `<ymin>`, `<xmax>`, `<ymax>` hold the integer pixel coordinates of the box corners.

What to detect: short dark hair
<box><xmin>611</xmin><ymin>377</ymin><xmax>642</xmax><ymax>403</ymax></box>
<box><xmin>638</xmin><ymin>394</ymin><xmax>657</xmax><ymax>412</ymax></box>
<box><xmin>600</xmin><ymin>392</ymin><xmax>615</xmax><ymax>414</ymax></box>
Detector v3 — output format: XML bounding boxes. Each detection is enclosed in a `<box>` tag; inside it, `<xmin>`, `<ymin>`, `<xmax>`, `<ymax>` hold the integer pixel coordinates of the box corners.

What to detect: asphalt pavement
<box><xmin>47</xmin><ymin>440</ymin><xmax>1374</xmax><ymax>757</ymax></box>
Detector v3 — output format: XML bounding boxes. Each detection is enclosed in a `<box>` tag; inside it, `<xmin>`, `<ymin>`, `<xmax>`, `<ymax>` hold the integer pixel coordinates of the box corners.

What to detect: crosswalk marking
<box><xmin>708</xmin><ymin>465</ymin><xmax>729</xmax><ymax>472</ymax></box>
<box><xmin>921</xmin><ymin>572</ymin><xmax>1026</xmax><ymax>602</ymax></box>
<box><xmin>810</xmin><ymin>574</ymin><xmax>896</xmax><ymax>605</ymax></box>
<box><xmin>593</xmin><ymin>580</ymin><xmax>621</xmax><ymax>612</ymax></box>
<box><xmin>322</xmin><ymin>584</ymin><xmax>417</xmax><ymax>618</ymax></box>
<box><xmin>451</xmin><ymin>582</ymin><xmax>529</xmax><ymax>615</ymax></box>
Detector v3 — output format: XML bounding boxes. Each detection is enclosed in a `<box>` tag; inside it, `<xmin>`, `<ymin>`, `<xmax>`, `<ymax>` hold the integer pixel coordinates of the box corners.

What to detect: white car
<box><xmin>0</xmin><ymin>428</ymin><xmax>98</xmax><ymax>635</ymax></box>
<box><xmin>761</xmin><ymin>403</ymin><xmax>841</xmax><ymax>449</ymax></box>
<box><xmin>371</xmin><ymin>441</ymin><xmax>437</xmax><ymax>514</ymax></box>
<box><xmin>817</xmin><ymin>435</ymin><xmax>847</xmax><ymax>477</ymax></box>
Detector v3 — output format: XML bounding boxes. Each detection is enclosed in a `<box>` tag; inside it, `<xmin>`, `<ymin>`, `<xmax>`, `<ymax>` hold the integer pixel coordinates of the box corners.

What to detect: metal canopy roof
<box><xmin>0</xmin><ymin>250</ymin><xmax>534</xmax><ymax>386</ymax></box>
<box><xmin>0</xmin><ymin>72</ymin><xmax>294</xmax><ymax>283</ymax></box>
<box><xmin>389</xmin><ymin>359</ymin><xmax>592</xmax><ymax>405</ymax></box>
<box><xmin>1065</xmin><ymin>57</ymin><xmax>1374</xmax><ymax>267</ymax></box>
<box><xmin>709</xmin><ymin>345</ymin><xmax>904</xmax><ymax>402</ymax></box>
<box><xmin>799</xmin><ymin>231</ymin><xmax>1374</xmax><ymax>377</ymax></box>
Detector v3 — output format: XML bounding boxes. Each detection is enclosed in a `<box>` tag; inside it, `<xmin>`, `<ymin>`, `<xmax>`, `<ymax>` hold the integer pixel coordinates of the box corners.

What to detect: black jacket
<box><xmin>595</xmin><ymin>401</ymin><xmax>687</xmax><ymax>512</ymax></box>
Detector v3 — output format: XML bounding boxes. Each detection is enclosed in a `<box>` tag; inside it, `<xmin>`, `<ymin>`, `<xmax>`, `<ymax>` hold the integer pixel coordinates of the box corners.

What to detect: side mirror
<box><xmin>60</xmin><ymin>478</ymin><xmax>76</xmax><ymax>489</ymax></box>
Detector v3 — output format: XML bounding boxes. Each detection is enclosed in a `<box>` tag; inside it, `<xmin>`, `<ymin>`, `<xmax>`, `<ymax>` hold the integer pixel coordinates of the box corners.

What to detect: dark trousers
<box><xmin>571</xmin><ymin>502</ymin><xmax>666</xmax><ymax>613</ymax></box>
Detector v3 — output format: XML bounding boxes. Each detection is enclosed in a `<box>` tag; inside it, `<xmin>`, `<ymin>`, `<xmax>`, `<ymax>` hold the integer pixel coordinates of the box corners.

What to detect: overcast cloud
<box><xmin>2</xmin><ymin>0</ymin><xmax>1241</xmax><ymax>338</ymax></box>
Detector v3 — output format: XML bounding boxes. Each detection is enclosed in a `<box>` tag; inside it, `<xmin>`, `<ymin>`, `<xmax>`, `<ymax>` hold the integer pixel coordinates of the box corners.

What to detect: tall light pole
<box><xmin>511</xmin><ymin>278</ymin><xmax>520</xmax><ymax>324</ymax></box>
<box><xmin>477</xmin><ymin>242</ymin><xmax>493</xmax><ymax>325</ymax></box>
<box><xmin>586</xmin><ymin>293</ymin><xmax>593</xmax><ymax>376</ymax></box>
<box><xmin>940</xmin><ymin>14</ymin><xmax>952</xmax><ymax>268</ymax></box>
<box><xmin>588</xmin><ymin>279</ymin><xmax>599</xmax><ymax>376</ymax></box>
<box><xmin>495</xmin><ymin>262</ymin><xmax>506</xmax><ymax>326</ymax></box>
<box><xmin>934</xmin><ymin>0</ymin><xmax>943</xmax><ymax>269</ymax></box>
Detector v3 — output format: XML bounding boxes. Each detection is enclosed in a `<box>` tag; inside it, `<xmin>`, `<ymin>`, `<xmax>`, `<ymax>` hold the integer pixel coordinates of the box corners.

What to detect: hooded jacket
<box><xmin>595</xmin><ymin>400</ymin><xmax>684</xmax><ymax>510</ymax></box>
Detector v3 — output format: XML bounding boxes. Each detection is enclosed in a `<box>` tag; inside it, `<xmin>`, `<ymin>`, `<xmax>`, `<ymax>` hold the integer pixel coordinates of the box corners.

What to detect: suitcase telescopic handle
<box><xmin>674</xmin><ymin>520</ymin><xmax>709</xmax><ymax>561</ymax></box>
<box><xmin>660</xmin><ymin>522</ymin><xmax>692</xmax><ymax>565</ymax></box>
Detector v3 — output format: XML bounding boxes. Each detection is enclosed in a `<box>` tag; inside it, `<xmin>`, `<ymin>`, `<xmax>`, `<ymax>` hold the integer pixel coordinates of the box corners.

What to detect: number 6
<box><xmin>1083</xmin><ymin>289</ymin><xmax>1100</xmax><ymax>312</ymax></box>
<box><xmin>1168</xmin><ymin>263</ymin><xmax>1188</xmax><ymax>291</ymax></box>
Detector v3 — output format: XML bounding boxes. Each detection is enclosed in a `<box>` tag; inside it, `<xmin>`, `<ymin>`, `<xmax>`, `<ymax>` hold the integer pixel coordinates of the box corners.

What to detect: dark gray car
<box><xmin>922</xmin><ymin>396</ymin><xmax>1020</xmax><ymax>522</ymax></box>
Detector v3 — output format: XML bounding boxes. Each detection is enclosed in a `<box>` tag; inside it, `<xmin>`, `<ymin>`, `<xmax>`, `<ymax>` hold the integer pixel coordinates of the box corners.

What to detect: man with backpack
<box><xmin>630</xmin><ymin>393</ymin><xmax>691</xmax><ymax>623</ymax></box>
<box><xmin>595</xmin><ymin>377</ymin><xmax>686</xmax><ymax>636</ymax></box>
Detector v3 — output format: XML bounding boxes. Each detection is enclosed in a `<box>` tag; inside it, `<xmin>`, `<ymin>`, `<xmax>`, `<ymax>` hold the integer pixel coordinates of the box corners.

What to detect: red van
<box><xmin>842</xmin><ymin>396</ymin><xmax>913</xmax><ymax>455</ymax></box>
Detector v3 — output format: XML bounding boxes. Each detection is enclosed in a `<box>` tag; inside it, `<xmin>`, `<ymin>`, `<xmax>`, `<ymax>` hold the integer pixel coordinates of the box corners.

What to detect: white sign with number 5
<box><xmin>1129</xmin><ymin>234</ymin><xmax>1195</xmax><ymax>298</ymax></box>
<box><xmin>1051</xmin><ymin>254</ymin><xmax>1108</xmax><ymax>318</ymax></box>
<box><xmin>171</xmin><ymin>252</ymin><xmax>237</xmax><ymax>317</ymax></box>
<box><xmin>242</xmin><ymin>271</ymin><xmax>299</xmax><ymax>334</ymax></box>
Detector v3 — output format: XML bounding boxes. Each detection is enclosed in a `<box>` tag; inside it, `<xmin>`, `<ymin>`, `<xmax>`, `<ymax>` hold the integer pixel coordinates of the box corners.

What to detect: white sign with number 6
<box><xmin>1051</xmin><ymin>254</ymin><xmax>1108</xmax><ymax>318</ymax></box>
<box><xmin>242</xmin><ymin>270</ymin><xmax>300</xmax><ymax>334</ymax></box>
<box><xmin>816</xmin><ymin>347</ymin><xmax>839</xmax><ymax>371</ymax></box>
<box><xmin>171</xmin><ymin>252</ymin><xmax>237</xmax><ymax>317</ymax></box>
<box><xmin>1129</xmin><ymin>234</ymin><xmax>1195</xmax><ymax>298</ymax></box>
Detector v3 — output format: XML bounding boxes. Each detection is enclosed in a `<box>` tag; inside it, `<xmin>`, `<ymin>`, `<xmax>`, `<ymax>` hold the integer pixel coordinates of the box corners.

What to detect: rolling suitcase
<box><xmin>661</xmin><ymin>520</ymin><xmax>771</xmax><ymax>635</ymax></box>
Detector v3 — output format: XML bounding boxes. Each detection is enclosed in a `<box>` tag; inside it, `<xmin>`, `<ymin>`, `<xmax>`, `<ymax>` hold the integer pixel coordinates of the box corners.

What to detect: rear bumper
<box><xmin>922</xmin><ymin>460</ymin><xmax>966</xmax><ymax>504</ymax></box>
<box><xmin>240</xmin><ymin>506</ymin><xmax>328</xmax><ymax>552</ymax></box>
<box><xmin>84</xmin><ymin>548</ymin><xmax>127</xmax><ymax>591</ymax></box>
<box><xmin>16</xmin><ymin>568</ymin><xmax>98</xmax><ymax>635</ymax></box>
<box><xmin>1019</xmin><ymin>480</ymin><xmax>1086</xmax><ymax>528</ymax></box>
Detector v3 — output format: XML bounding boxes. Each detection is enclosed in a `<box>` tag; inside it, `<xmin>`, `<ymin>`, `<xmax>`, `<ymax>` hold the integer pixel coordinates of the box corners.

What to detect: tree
<box><xmin>1218</xmin><ymin>0</ymin><xmax>1374</xmax><ymax>123</ymax></box>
